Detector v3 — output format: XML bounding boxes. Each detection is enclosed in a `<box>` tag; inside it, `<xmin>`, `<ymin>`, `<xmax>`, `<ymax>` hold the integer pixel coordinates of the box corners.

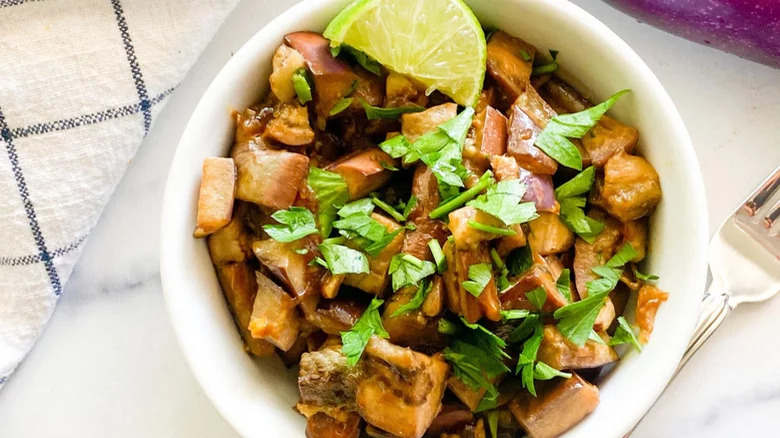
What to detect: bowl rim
<box><xmin>160</xmin><ymin>0</ymin><xmax>709</xmax><ymax>437</ymax></box>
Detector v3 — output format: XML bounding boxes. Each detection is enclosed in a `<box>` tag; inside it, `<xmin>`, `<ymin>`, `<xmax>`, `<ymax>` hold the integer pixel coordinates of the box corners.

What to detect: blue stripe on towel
<box><xmin>0</xmin><ymin>106</ymin><xmax>62</xmax><ymax>295</ymax></box>
<box><xmin>0</xmin><ymin>235</ymin><xmax>87</xmax><ymax>267</ymax></box>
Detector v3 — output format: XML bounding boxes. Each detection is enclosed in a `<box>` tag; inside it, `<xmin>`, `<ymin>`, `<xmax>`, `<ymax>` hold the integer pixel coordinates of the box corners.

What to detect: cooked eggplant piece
<box><xmin>284</xmin><ymin>32</ymin><xmax>358</xmax><ymax>118</ymax></box>
<box><xmin>448</xmin><ymin>206</ymin><xmax>505</xmax><ymax>251</ymax></box>
<box><xmin>539</xmin><ymin>77</ymin><xmax>589</xmax><ymax>114</ymax></box>
<box><xmin>455</xmin><ymin>243</ymin><xmax>501</xmax><ymax>322</ymax></box>
<box><xmin>232</xmin><ymin>141</ymin><xmax>309</xmax><ymax>210</ymax></box>
<box><xmin>537</xmin><ymin>325</ymin><xmax>618</xmax><ymax>370</ymax></box>
<box><xmin>593</xmin><ymin>297</ymin><xmax>616</xmax><ymax>332</ymax></box>
<box><xmin>600</xmin><ymin>150</ymin><xmax>662</xmax><ymax>222</ymax></box>
<box><xmin>518</xmin><ymin>167</ymin><xmax>559</xmax><ymax>213</ymax></box>
<box><xmin>527</xmin><ymin>212</ymin><xmax>574</xmax><ymax>256</ymax></box>
<box><xmin>306</xmin><ymin>412</ymin><xmax>362</xmax><ymax>438</ymax></box>
<box><xmin>249</xmin><ymin>271</ymin><xmax>301</xmax><ymax>351</ymax></box>
<box><xmin>385</xmin><ymin>72</ymin><xmax>426</xmax><ymax>108</ymax></box>
<box><xmin>507</xmin><ymin>103</ymin><xmax>557</xmax><ymax>175</ymax></box>
<box><xmin>348</xmin><ymin>67</ymin><xmax>385</xmax><ymax>111</ymax></box>
<box><xmin>215</xmin><ymin>262</ymin><xmax>275</xmax><ymax>356</ymax></box>
<box><xmin>264</xmin><ymin>102</ymin><xmax>315</xmax><ymax>146</ymax></box>
<box><xmin>500</xmin><ymin>255</ymin><xmax>567</xmax><ymax>312</ymax></box>
<box><xmin>442</xmin><ymin>239</ymin><xmax>462</xmax><ymax>315</ymax></box>
<box><xmin>513</xmin><ymin>85</ymin><xmax>556</xmax><ymax>129</ymax></box>
<box><xmin>636</xmin><ymin>284</ymin><xmax>669</xmax><ymax>343</ymax></box>
<box><xmin>321</xmin><ymin>273</ymin><xmax>345</xmax><ymax>299</ymax></box>
<box><xmin>356</xmin><ymin>338</ymin><xmax>450</xmax><ymax>438</ymax></box>
<box><xmin>495</xmin><ymin>224</ymin><xmax>528</xmax><ymax>257</ymax></box>
<box><xmin>194</xmin><ymin>157</ymin><xmax>236</xmax><ymax>237</ymax></box>
<box><xmin>473</xmin><ymin>106</ymin><xmax>508</xmax><ymax>157</ymax></box>
<box><xmin>299</xmin><ymin>346</ymin><xmax>359</xmax><ymax>409</ymax></box>
<box><xmin>427</xmin><ymin>404</ymin><xmax>475</xmax><ymax>436</ymax></box>
<box><xmin>382</xmin><ymin>286</ymin><xmax>443</xmax><ymax>348</ymax></box>
<box><xmin>325</xmin><ymin>148</ymin><xmax>396</xmax><ymax>200</ymax></box>
<box><xmin>252</xmin><ymin>239</ymin><xmax>317</xmax><ymax>299</ymax></box>
<box><xmin>485</xmin><ymin>31</ymin><xmax>535</xmax><ymax>102</ymax></box>
<box><xmin>509</xmin><ymin>374</ymin><xmax>600</xmax><ymax>438</ymax></box>
<box><xmin>573</xmin><ymin>209</ymin><xmax>623</xmax><ymax>296</ymax></box>
<box><xmin>422</xmin><ymin>276</ymin><xmax>445</xmax><ymax>317</ymax></box>
<box><xmin>401</xmin><ymin>219</ymin><xmax>449</xmax><ymax>261</ymax></box>
<box><xmin>475</xmin><ymin>88</ymin><xmax>497</xmax><ymax>114</ymax></box>
<box><xmin>235</xmin><ymin>106</ymin><xmax>275</xmax><ymax>143</ymax></box>
<box><xmin>401</xmin><ymin>103</ymin><xmax>458</xmax><ymax>142</ymax></box>
<box><xmin>490</xmin><ymin>155</ymin><xmax>520</xmax><ymax>182</ymax></box>
<box><xmin>408</xmin><ymin>164</ymin><xmax>441</xmax><ymax>222</ymax></box>
<box><xmin>343</xmin><ymin>213</ymin><xmax>405</xmax><ymax>295</ymax></box>
<box><xmin>580</xmin><ymin>116</ymin><xmax>639</xmax><ymax>168</ymax></box>
<box><xmin>207</xmin><ymin>214</ymin><xmax>252</xmax><ymax>264</ymax></box>
<box><xmin>307</xmin><ymin>296</ymin><xmax>366</xmax><ymax>336</ymax></box>
<box><xmin>622</xmin><ymin>219</ymin><xmax>648</xmax><ymax>263</ymax></box>
<box><xmin>447</xmin><ymin>377</ymin><xmax>486</xmax><ymax>412</ymax></box>
<box><xmin>270</xmin><ymin>44</ymin><xmax>307</xmax><ymax>103</ymax></box>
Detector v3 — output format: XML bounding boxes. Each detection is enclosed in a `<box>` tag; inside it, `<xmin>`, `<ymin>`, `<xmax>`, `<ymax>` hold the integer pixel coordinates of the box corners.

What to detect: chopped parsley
<box><xmin>291</xmin><ymin>68</ymin><xmax>312</xmax><ymax>104</ymax></box>
<box><xmin>361</xmin><ymin>100</ymin><xmax>424</xmax><ymax>120</ymax></box>
<box><xmin>388</xmin><ymin>253</ymin><xmax>436</xmax><ymax>291</ymax></box>
<box><xmin>462</xmin><ymin>263</ymin><xmax>493</xmax><ymax>297</ymax></box>
<box><xmin>262</xmin><ymin>206</ymin><xmax>319</xmax><ymax>242</ymax></box>
<box><xmin>318</xmin><ymin>242</ymin><xmax>369</xmax><ymax>275</ymax></box>
<box><xmin>634</xmin><ymin>268</ymin><xmax>659</xmax><ymax>282</ymax></box>
<box><xmin>332</xmin><ymin>44</ymin><xmax>382</xmax><ymax>75</ymax></box>
<box><xmin>337</xmin><ymin>198</ymin><xmax>374</xmax><ymax>217</ymax></box>
<box><xmin>443</xmin><ymin>319</ymin><xmax>510</xmax><ymax>401</ymax></box>
<box><xmin>556</xmin><ymin>269</ymin><xmax>572</xmax><ymax>302</ymax></box>
<box><xmin>526</xmin><ymin>287</ymin><xmax>547</xmax><ymax>310</ymax></box>
<box><xmin>533</xmin><ymin>362</ymin><xmax>572</xmax><ymax>380</ymax></box>
<box><xmin>555</xmin><ymin>167</ymin><xmax>604</xmax><ymax>243</ymax></box>
<box><xmin>500</xmin><ymin>309</ymin><xmax>530</xmax><ymax>321</ymax></box>
<box><xmin>340</xmin><ymin>297</ymin><xmax>388</xmax><ymax>366</ymax></box>
<box><xmin>609</xmin><ymin>316</ymin><xmax>643</xmax><ymax>352</ymax></box>
<box><xmin>329</xmin><ymin>97</ymin><xmax>354</xmax><ymax>116</ymax></box>
<box><xmin>535</xmin><ymin>90</ymin><xmax>630</xmax><ymax>170</ymax></box>
<box><xmin>516</xmin><ymin>319</ymin><xmax>544</xmax><ymax>396</ymax></box>
<box><xmin>506</xmin><ymin>245</ymin><xmax>533</xmax><ymax>276</ymax></box>
<box><xmin>391</xmin><ymin>280</ymin><xmax>433</xmax><ymax>317</ymax></box>
<box><xmin>467</xmin><ymin>179</ymin><xmax>538</xmax><ymax>225</ymax></box>
<box><xmin>369</xmin><ymin>195</ymin><xmax>405</xmax><ymax>222</ymax></box>
<box><xmin>308</xmin><ymin>167</ymin><xmax>349</xmax><ymax>237</ymax></box>
<box><xmin>428</xmin><ymin>240</ymin><xmax>447</xmax><ymax>274</ymax></box>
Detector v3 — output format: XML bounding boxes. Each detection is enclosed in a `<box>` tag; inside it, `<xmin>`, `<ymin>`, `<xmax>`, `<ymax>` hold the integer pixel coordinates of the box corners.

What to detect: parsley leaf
<box><xmin>291</xmin><ymin>68</ymin><xmax>313</xmax><ymax>105</ymax></box>
<box><xmin>609</xmin><ymin>316</ymin><xmax>643</xmax><ymax>352</ymax></box>
<box><xmin>555</xmin><ymin>166</ymin><xmax>596</xmax><ymax>199</ymax></box>
<box><xmin>401</xmin><ymin>195</ymin><xmax>418</xmax><ymax>220</ymax></box>
<box><xmin>438</xmin><ymin>318</ymin><xmax>458</xmax><ymax>335</ymax></box>
<box><xmin>606</xmin><ymin>243</ymin><xmax>638</xmax><ymax>268</ymax></box>
<box><xmin>509</xmin><ymin>313</ymin><xmax>541</xmax><ymax>344</ymax></box>
<box><xmin>318</xmin><ymin>242</ymin><xmax>369</xmax><ymax>275</ymax></box>
<box><xmin>500</xmin><ymin>309</ymin><xmax>530</xmax><ymax>321</ymax></box>
<box><xmin>379</xmin><ymin>135</ymin><xmax>412</xmax><ymax>159</ymax></box>
<box><xmin>491</xmin><ymin>248</ymin><xmax>511</xmax><ymax>290</ymax></box>
<box><xmin>308</xmin><ymin>167</ymin><xmax>349</xmax><ymax>236</ymax></box>
<box><xmin>262</xmin><ymin>206</ymin><xmax>319</xmax><ymax>242</ymax></box>
<box><xmin>428</xmin><ymin>240</ymin><xmax>447</xmax><ymax>274</ymax></box>
<box><xmin>333</xmin><ymin>213</ymin><xmax>387</xmax><ymax>242</ymax></box>
<box><xmin>589</xmin><ymin>330</ymin><xmax>607</xmax><ymax>345</ymax></box>
<box><xmin>337</xmin><ymin>198</ymin><xmax>374</xmax><ymax>217</ymax></box>
<box><xmin>341</xmin><ymin>297</ymin><xmax>388</xmax><ymax>366</ymax></box>
<box><xmin>334</xmin><ymin>45</ymin><xmax>381</xmax><ymax>75</ymax></box>
<box><xmin>443</xmin><ymin>319</ymin><xmax>510</xmax><ymax>399</ymax></box>
<box><xmin>535</xmin><ymin>90</ymin><xmax>630</xmax><ymax>170</ymax></box>
<box><xmin>361</xmin><ymin>100</ymin><xmax>424</xmax><ymax>120</ymax></box>
<box><xmin>517</xmin><ymin>321</ymin><xmax>544</xmax><ymax>396</ymax></box>
<box><xmin>467</xmin><ymin>179</ymin><xmax>538</xmax><ymax>225</ymax></box>
<box><xmin>506</xmin><ymin>246</ymin><xmax>533</xmax><ymax>276</ymax></box>
<box><xmin>533</xmin><ymin>362</ymin><xmax>572</xmax><ymax>380</ymax></box>
<box><xmin>634</xmin><ymin>267</ymin><xmax>659</xmax><ymax>282</ymax></box>
<box><xmin>556</xmin><ymin>269</ymin><xmax>572</xmax><ymax>302</ymax></box>
<box><xmin>391</xmin><ymin>280</ymin><xmax>432</xmax><ymax>317</ymax></box>
<box><xmin>526</xmin><ymin>287</ymin><xmax>547</xmax><ymax>310</ymax></box>
<box><xmin>329</xmin><ymin>97</ymin><xmax>354</xmax><ymax>116</ymax></box>
<box><xmin>388</xmin><ymin>253</ymin><xmax>436</xmax><ymax>291</ymax></box>
<box><xmin>463</xmin><ymin>263</ymin><xmax>493</xmax><ymax>297</ymax></box>
<box><xmin>559</xmin><ymin>197</ymin><xmax>605</xmax><ymax>243</ymax></box>
<box><xmin>360</xmin><ymin>229</ymin><xmax>403</xmax><ymax>257</ymax></box>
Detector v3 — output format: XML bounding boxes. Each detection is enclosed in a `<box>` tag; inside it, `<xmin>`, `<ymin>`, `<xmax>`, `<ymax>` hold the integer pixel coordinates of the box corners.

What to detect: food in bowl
<box><xmin>191</xmin><ymin>0</ymin><xmax>669</xmax><ymax>436</ymax></box>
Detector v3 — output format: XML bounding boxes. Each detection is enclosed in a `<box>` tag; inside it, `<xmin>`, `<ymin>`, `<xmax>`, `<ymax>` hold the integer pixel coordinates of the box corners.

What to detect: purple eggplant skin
<box><xmin>604</xmin><ymin>0</ymin><xmax>780</xmax><ymax>69</ymax></box>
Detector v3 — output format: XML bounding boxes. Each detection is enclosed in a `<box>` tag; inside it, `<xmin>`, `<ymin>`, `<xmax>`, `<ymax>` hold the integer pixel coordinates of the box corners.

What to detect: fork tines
<box><xmin>735</xmin><ymin>166</ymin><xmax>780</xmax><ymax>258</ymax></box>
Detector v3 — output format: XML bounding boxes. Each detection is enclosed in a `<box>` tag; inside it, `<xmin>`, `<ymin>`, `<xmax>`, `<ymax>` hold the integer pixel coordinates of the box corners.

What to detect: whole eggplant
<box><xmin>603</xmin><ymin>0</ymin><xmax>780</xmax><ymax>69</ymax></box>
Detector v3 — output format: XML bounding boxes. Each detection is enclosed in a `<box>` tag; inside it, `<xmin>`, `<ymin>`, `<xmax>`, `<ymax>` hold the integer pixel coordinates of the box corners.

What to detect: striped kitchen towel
<box><xmin>0</xmin><ymin>0</ymin><xmax>241</xmax><ymax>388</ymax></box>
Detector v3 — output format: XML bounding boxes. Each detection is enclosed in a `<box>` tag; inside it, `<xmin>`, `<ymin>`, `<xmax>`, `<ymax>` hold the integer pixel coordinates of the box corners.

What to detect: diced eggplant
<box><xmin>299</xmin><ymin>346</ymin><xmax>359</xmax><ymax>409</ymax></box>
<box><xmin>581</xmin><ymin>116</ymin><xmax>638</xmax><ymax>168</ymax></box>
<box><xmin>442</xmin><ymin>239</ymin><xmax>462</xmax><ymax>315</ymax></box>
<box><xmin>215</xmin><ymin>262</ymin><xmax>275</xmax><ymax>356</ymax></box>
<box><xmin>307</xmin><ymin>296</ymin><xmax>366</xmax><ymax>336</ymax></box>
<box><xmin>593</xmin><ymin>298</ymin><xmax>616</xmax><ymax>332</ymax></box>
<box><xmin>356</xmin><ymin>338</ymin><xmax>450</xmax><ymax>438</ymax></box>
<box><xmin>485</xmin><ymin>31</ymin><xmax>536</xmax><ymax>102</ymax></box>
<box><xmin>249</xmin><ymin>271</ymin><xmax>301</xmax><ymax>351</ymax></box>
<box><xmin>385</xmin><ymin>72</ymin><xmax>426</xmax><ymax>108</ymax></box>
<box><xmin>264</xmin><ymin>102</ymin><xmax>315</xmax><ymax>146</ymax></box>
<box><xmin>636</xmin><ymin>284</ymin><xmax>669</xmax><ymax>344</ymax></box>
<box><xmin>513</xmin><ymin>85</ymin><xmax>556</xmax><ymax>129</ymax></box>
<box><xmin>401</xmin><ymin>103</ymin><xmax>458</xmax><ymax>143</ymax></box>
<box><xmin>422</xmin><ymin>276</ymin><xmax>446</xmax><ymax>317</ymax></box>
<box><xmin>518</xmin><ymin>167</ymin><xmax>559</xmax><ymax>213</ymax></box>
<box><xmin>343</xmin><ymin>213</ymin><xmax>405</xmax><ymax>295</ymax></box>
<box><xmin>495</xmin><ymin>224</ymin><xmax>527</xmax><ymax>257</ymax></box>
<box><xmin>321</xmin><ymin>273</ymin><xmax>345</xmax><ymax>299</ymax></box>
<box><xmin>427</xmin><ymin>404</ymin><xmax>475</xmax><ymax>436</ymax></box>
<box><xmin>235</xmin><ymin>105</ymin><xmax>275</xmax><ymax>143</ymax></box>
<box><xmin>447</xmin><ymin>377</ymin><xmax>486</xmax><ymax>412</ymax></box>
<box><xmin>325</xmin><ymin>148</ymin><xmax>396</xmax><ymax>200</ymax></box>
<box><xmin>622</xmin><ymin>219</ymin><xmax>648</xmax><ymax>263</ymax></box>
<box><xmin>490</xmin><ymin>155</ymin><xmax>520</xmax><ymax>182</ymax></box>
<box><xmin>270</xmin><ymin>44</ymin><xmax>307</xmax><ymax>103</ymax></box>
<box><xmin>306</xmin><ymin>412</ymin><xmax>362</xmax><ymax>438</ymax></box>
<box><xmin>527</xmin><ymin>212</ymin><xmax>574</xmax><ymax>256</ymax></box>
<box><xmin>348</xmin><ymin>67</ymin><xmax>385</xmax><ymax>111</ymax></box>
<box><xmin>207</xmin><ymin>214</ymin><xmax>252</xmax><ymax>264</ymax></box>
<box><xmin>232</xmin><ymin>141</ymin><xmax>309</xmax><ymax>210</ymax></box>
<box><xmin>509</xmin><ymin>374</ymin><xmax>599</xmax><ymax>438</ymax></box>
<box><xmin>284</xmin><ymin>32</ymin><xmax>358</xmax><ymax>118</ymax></box>
<box><xmin>507</xmin><ymin>104</ymin><xmax>557</xmax><ymax>175</ymax></box>
<box><xmin>475</xmin><ymin>88</ymin><xmax>497</xmax><ymax>114</ymax></box>
<box><xmin>539</xmin><ymin>77</ymin><xmax>589</xmax><ymax>114</ymax></box>
<box><xmin>407</xmin><ymin>164</ymin><xmax>441</xmax><ymax>222</ymax></box>
<box><xmin>448</xmin><ymin>206</ymin><xmax>505</xmax><ymax>251</ymax></box>
<box><xmin>194</xmin><ymin>157</ymin><xmax>236</xmax><ymax>237</ymax></box>
<box><xmin>382</xmin><ymin>286</ymin><xmax>444</xmax><ymax>349</ymax></box>
<box><xmin>573</xmin><ymin>209</ymin><xmax>623</xmax><ymax>296</ymax></box>
<box><xmin>401</xmin><ymin>219</ymin><xmax>449</xmax><ymax>261</ymax></box>
<box><xmin>455</xmin><ymin>243</ymin><xmax>501</xmax><ymax>322</ymax></box>
<box><xmin>500</xmin><ymin>255</ymin><xmax>568</xmax><ymax>312</ymax></box>
<box><xmin>543</xmin><ymin>254</ymin><xmax>565</xmax><ymax>283</ymax></box>
<box><xmin>537</xmin><ymin>325</ymin><xmax>618</xmax><ymax>370</ymax></box>
<box><xmin>473</xmin><ymin>106</ymin><xmax>508</xmax><ymax>157</ymax></box>
<box><xmin>600</xmin><ymin>151</ymin><xmax>662</xmax><ymax>222</ymax></box>
<box><xmin>252</xmin><ymin>239</ymin><xmax>318</xmax><ymax>300</ymax></box>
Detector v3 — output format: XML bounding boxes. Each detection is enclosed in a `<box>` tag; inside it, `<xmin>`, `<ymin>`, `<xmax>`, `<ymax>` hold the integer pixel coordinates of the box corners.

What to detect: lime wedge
<box><xmin>324</xmin><ymin>0</ymin><xmax>486</xmax><ymax>107</ymax></box>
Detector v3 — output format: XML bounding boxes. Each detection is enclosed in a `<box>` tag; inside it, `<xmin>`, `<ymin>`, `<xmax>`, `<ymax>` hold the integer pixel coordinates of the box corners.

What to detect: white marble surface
<box><xmin>1</xmin><ymin>0</ymin><xmax>779</xmax><ymax>436</ymax></box>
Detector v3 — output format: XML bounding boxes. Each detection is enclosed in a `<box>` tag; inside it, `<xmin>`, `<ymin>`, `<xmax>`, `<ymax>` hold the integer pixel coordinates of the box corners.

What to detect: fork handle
<box><xmin>676</xmin><ymin>279</ymin><xmax>733</xmax><ymax>374</ymax></box>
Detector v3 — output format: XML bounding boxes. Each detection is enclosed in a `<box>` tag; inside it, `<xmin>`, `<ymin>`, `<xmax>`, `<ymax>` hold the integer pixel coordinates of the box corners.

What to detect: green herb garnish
<box><xmin>308</xmin><ymin>167</ymin><xmax>349</xmax><ymax>237</ymax></box>
<box><xmin>468</xmin><ymin>220</ymin><xmax>517</xmax><ymax>236</ymax></box>
<box><xmin>526</xmin><ymin>286</ymin><xmax>547</xmax><ymax>310</ymax></box>
<box><xmin>533</xmin><ymin>361</ymin><xmax>571</xmax><ymax>380</ymax></box>
<box><xmin>467</xmin><ymin>179</ymin><xmax>538</xmax><ymax>225</ymax></box>
<box><xmin>609</xmin><ymin>316</ymin><xmax>643</xmax><ymax>352</ymax></box>
<box><xmin>388</xmin><ymin>253</ymin><xmax>436</xmax><ymax>291</ymax></box>
<box><xmin>506</xmin><ymin>245</ymin><xmax>533</xmax><ymax>276</ymax></box>
<box><xmin>390</xmin><ymin>280</ymin><xmax>433</xmax><ymax>317</ymax></box>
<box><xmin>361</xmin><ymin>100</ymin><xmax>424</xmax><ymax>120</ymax></box>
<box><xmin>428</xmin><ymin>240</ymin><xmax>447</xmax><ymax>274</ymax></box>
<box><xmin>291</xmin><ymin>68</ymin><xmax>313</xmax><ymax>104</ymax></box>
<box><xmin>341</xmin><ymin>297</ymin><xmax>388</xmax><ymax>365</ymax></box>
<box><xmin>262</xmin><ymin>206</ymin><xmax>319</xmax><ymax>242</ymax></box>
<box><xmin>370</xmin><ymin>195</ymin><xmax>405</xmax><ymax>222</ymax></box>
<box><xmin>462</xmin><ymin>263</ymin><xmax>493</xmax><ymax>297</ymax></box>
<box><xmin>429</xmin><ymin>171</ymin><xmax>495</xmax><ymax>219</ymax></box>
<box><xmin>556</xmin><ymin>268</ymin><xmax>572</xmax><ymax>303</ymax></box>
<box><xmin>318</xmin><ymin>242</ymin><xmax>370</xmax><ymax>275</ymax></box>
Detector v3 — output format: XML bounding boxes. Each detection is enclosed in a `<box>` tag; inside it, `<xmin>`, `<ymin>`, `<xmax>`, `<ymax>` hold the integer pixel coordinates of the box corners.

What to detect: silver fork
<box><xmin>629</xmin><ymin>165</ymin><xmax>780</xmax><ymax>436</ymax></box>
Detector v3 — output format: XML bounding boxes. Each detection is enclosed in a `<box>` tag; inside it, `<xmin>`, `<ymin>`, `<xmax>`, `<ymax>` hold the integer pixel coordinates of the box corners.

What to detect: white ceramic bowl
<box><xmin>160</xmin><ymin>1</ymin><xmax>709</xmax><ymax>436</ymax></box>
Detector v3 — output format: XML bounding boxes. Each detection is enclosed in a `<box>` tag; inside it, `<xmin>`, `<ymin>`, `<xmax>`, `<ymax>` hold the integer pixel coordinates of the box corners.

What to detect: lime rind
<box><xmin>324</xmin><ymin>0</ymin><xmax>486</xmax><ymax>107</ymax></box>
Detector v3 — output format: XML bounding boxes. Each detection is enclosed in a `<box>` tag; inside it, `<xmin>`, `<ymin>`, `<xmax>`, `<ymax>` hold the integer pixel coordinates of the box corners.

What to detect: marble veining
<box><xmin>0</xmin><ymin>0</ymin><xmax>779</xmax><ymax>437</ymax></box>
